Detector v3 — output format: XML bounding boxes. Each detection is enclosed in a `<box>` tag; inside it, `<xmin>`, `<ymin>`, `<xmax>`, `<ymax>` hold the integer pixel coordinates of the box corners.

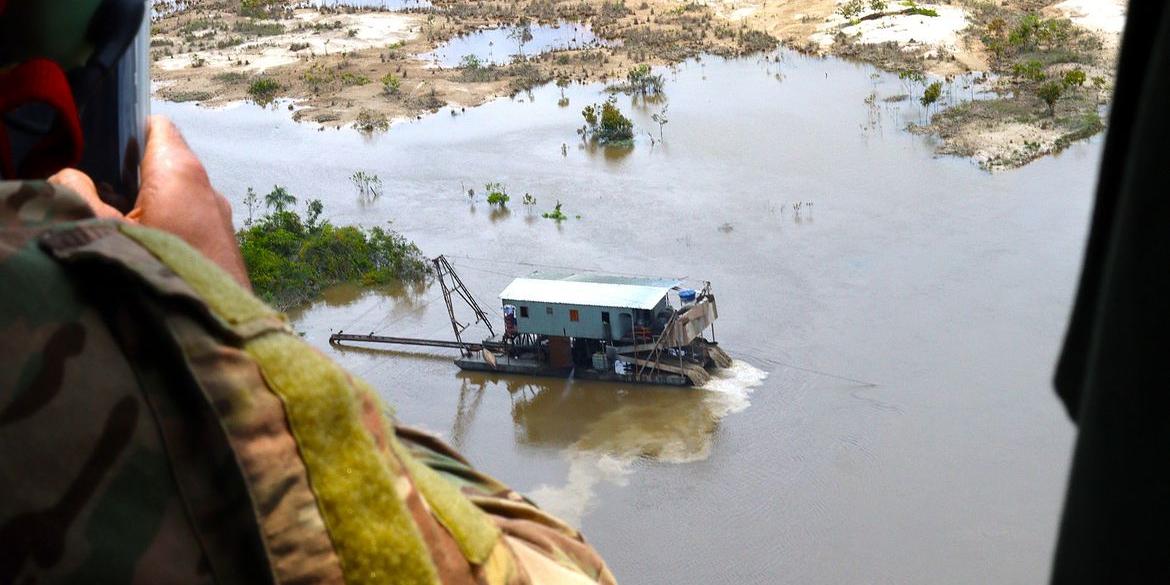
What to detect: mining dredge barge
<box><xmin>329</xmin><ymin>256</ymin><xmax>730</xmax><ymax>386</ymax></box>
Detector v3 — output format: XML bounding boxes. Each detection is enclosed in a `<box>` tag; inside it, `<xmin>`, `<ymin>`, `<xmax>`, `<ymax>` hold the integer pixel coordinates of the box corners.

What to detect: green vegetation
<box><xmin>651</xmin><ymin>105</ymin><xmax>670</xmax><ymax>141</ymax></box>
<box><xmin>608</xmin><ymin>64</ymin><xmax>664</xmax><ymax>95</ymax></box>
<box><xmin>233</xmin><ymin>19</ymin><xmax>285</xmax><ymax>36</ymax></box>
<box><xmin>354</xmin><ymin>109</ymin><xmax>390</xmax><ymax>133</ymax></box>
<box><xmin>341</xmin><ymin>72</ymin><xmax>371</xmax><ymax>87</ymax></box>
<box><xmin>838</xmin><ymin>0</ymin><xmax>866</xmax><ymax>21</ymax></box>
<box><xmin>247</xmin><ymin>77</ymin><xmax>281</xmax><ymax>105</ymax></box>
<box><xmin>213</xmin><ymin>71</ymin><xmax>249</xmax><ymax>84</ymax></box>
<box><xmin>542</xmin><ymin>201</ymin><xmax>568</xmax><ymax>221</ymax></box>
<box><xmin>351</xmin><ymin>171</ymin><xmax>383</xmax><ymax>200</ymax></box>
<box><xmin>238</xmin><ymin>187</ymin><xmax>428</xmax><ymax>309</ymax></box>
<box><xmin>1063</xmin><ymin>68</ymin><xmax>1087</xmax><ymax>88</ymax></box>
<box><xmin>485</xmin><ymin>183</ymin><xmax>510</xmax><ymax>207</ymax></box>
<box><xmin>239</xmin><ymin>0</ymin><xmax>280</xmax><ymax>18</ymax></box>
<box><xmin>920</xmin><ymin>81</ymin><xmax>942</xmax><ymax>108</ymax></box>
<box><xmin>458</xmin><ymin>55</ymin><xmax>500</xmax><ymax>82</ymax></box>
<box><xmin>580</xmin><ymin>98</ymin><xmax>634</xmax><ymax>145</ymax></box>
<box><xmin>381</xmin><ymin>73</ymin><xmax>401</xmax><ymax>96</ymax></box>
<box><xmin>905</xmin><ymin>6</ymin><xmax>938</xmax><ymax>17</ymax></box>
<box><xmin>1037</xmin><ymin>81</ymin><xmax>1063</xmax><ymax>116</ymax></box>
<box><xmin>1011</xmin><ymin>59</ymin><xmax>1046</xmax><ymax>82</ymax></box>
<box><xmin>181</xmin><ymin>18</ymin><xmax>216</xmax><ymax>34</ymax></box>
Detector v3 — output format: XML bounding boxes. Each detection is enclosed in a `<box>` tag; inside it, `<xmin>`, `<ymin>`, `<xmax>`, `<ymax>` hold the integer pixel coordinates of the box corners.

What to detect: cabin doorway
<box><xmin>619</xmin><ymin>312</ymin><xmax>632</xmax><ymax>340</ymax></box>
<box><xmin>602</xmin><ymin>311</ymin><xmax>612</xmax><ymax>341</ymax></box>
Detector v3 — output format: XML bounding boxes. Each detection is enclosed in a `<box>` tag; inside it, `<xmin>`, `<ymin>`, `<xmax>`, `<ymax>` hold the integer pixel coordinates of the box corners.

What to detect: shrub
<box><xmin>248</xmin><ymin>77</ymin><xmax>281</xmax><ymax>104</ymax></box>
<box><xmin>1062</xmin><ymin>68</ymin><xmax>1086</xmax><ymax>88</ymax></box>
<box><xmin>458</xmin><ymin>54</ymin><xmax>499</xmax><ymax>82</ymax></box>
<box><xmin>238</xmin><ymin>194</ymin><xmax>428</xmax><ymax>309</ymax></box>
<box><xmin>233</xmin><ymin>19</ymin><xmax>284</xmax><ymax>36</ymax></box>
<box><xmin>353</xmin><ymin>109</ymin><xmax>390</xmax><ymax>132</ymax></box>
<box><xmin>381</xmin><ymin>73</ymin><xmax>401</xmax><ymax>96</ymax></box>
<box><xmin>1037</xmin><ymin>81</ymin><xmax>1063</xmax><ymax>116</ymax></box>
<box><xmin>581</xmin><ymin>98</ymin><xmax>634</xmax><ymax>144</ymax></box>
<box><xmin>542</xmin><ymin>201</ymin><xmax>568</xmax><ymax>221</ymax></box>
<box><xmin>340</xmin><ymin>72</ymin><xmax>371</xmax><ymax>86</ymax></box>
<box><xmin>838</xmin><ymin>0</ymin><xmax>865</xmax><ymax>20</ymax></box>
<box><xmin>1011</xmin><ymin>59</ymin><xmax>1046</xmax><ymax>81</ymax></box>
<box><xmin>485</xmin><ymin>182</ymin><xmax>510</xmax><ymax>207</ymax></box>
<box><xmin>609</xmin><ymin>64</ymin><xmax>664</xmax><ymax>95</ymax></box>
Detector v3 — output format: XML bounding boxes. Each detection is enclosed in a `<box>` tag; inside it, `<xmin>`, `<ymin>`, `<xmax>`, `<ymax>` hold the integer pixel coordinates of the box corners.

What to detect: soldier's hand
<box><xmin>48</xmin><ymin>116</ymin><xmax>251</xmax><ymax>289</ymax></box>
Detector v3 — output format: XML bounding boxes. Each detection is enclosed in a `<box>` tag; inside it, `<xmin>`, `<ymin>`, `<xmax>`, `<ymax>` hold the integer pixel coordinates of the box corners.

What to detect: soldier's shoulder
<box><xmin>0</xmin><ymin>180</ymin><xmax>96</xmax><ymax>228</ymax></box>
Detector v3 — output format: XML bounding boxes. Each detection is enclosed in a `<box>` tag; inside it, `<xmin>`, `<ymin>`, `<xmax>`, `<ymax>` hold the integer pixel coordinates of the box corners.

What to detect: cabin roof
<box><xmin>499</xmin><ymin>271</ymin><xmax>680</xmax><ymax>310</ymax></box>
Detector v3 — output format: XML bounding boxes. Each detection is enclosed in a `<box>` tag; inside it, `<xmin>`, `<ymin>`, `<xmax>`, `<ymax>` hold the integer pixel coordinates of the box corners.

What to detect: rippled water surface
<box><xmin>158</xmin><ymin>49</ymin><xmax>1099</xmax><ymax>584</ymax></box>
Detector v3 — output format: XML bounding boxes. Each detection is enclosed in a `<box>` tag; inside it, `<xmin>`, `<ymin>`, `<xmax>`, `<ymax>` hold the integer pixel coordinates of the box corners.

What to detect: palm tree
<box><xmin>265</xmin><ymin>185</ymin><xmax>296</xmax><ymax>213</ymax></box>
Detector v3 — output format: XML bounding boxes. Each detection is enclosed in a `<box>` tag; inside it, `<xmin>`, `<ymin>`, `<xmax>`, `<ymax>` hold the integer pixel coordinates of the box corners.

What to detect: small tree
<box><xmin>264</xmin><ymin>185</ymin><xmax>296</xmax><ymax>213</ymax></box>
<box><xmin>305</xmin><ymin>199</ymin><xmax>324</xmax><ymax>230</ymax></box>
<box><xmin>243</xmin><ymin>187</ymin><xmax>259</xmax><ymax>226</ymax></box>
<box><xmin>1037</xmin><ymin>81</ymin><xmax>1063</xmax><ymax>116</ymax></box>
<box><xmin>625</xmin><ymin>64</ymin><xmax>664</xmax><ymax>95</ymax></box>
<box><xmin>651</xmin><ymin>104</ymin><xmax>669</xmax><ymax>141</ymax></box>
<box><xmin>508</xmin><ymin>19</ymin><xmax>534</xmax><ymax>56</ymax></box>
<box><xmin>838</xmin><ymin>0</ymin><xmax>865</xmax><ymax>21</ymax></box>
<box><xmin>920</xmin><ymin>81</ymin><xmax>942</xmax><ymax>108</ymax></box>
<box><xmin>581</xmin><ymin>98</ymin><xmax>634</xmax><ymax>144</ymax></box>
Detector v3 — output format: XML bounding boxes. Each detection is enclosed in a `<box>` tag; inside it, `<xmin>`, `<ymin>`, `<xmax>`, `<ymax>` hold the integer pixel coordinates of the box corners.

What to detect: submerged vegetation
<box><xmin>485</xmin><ymin>182</ymin><xmax>510</xmax><ymax>207</ymax></box>
<box><xmin>238</xmin><ymin>186</ymin><xmax>428</xmax><ymax>309</ymax></box>
<box><xmin>580</xmin><ymin>98</ymin><xmax>634</xmax><ymax>145</ymax></box>
<box><xmin>608</xmin><ymin>64</ymin><xmax>664</xmax><ymax>95</ymax></box>
<box><xmin>542</xmin><ymin>200</ymin><xmax>568</xmax><ymax>222</ymax></box>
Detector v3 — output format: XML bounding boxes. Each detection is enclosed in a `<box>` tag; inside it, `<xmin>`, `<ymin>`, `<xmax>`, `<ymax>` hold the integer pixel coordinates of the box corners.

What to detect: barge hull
<box><xmin>455</xmin><ymin>354</ymin><xmax>691</xmax><ymax>387</ymax></box>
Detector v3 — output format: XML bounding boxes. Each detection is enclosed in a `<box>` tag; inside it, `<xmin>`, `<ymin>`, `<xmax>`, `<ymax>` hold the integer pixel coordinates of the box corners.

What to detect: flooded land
<box><xmin>152</xmin><ymin>0</ymin><xmax>1124</xmax><ymax>170</ymax></box>
<box><xmin>158</xmin><ymin>43</ymin><xmax>1102</xmax><ymax>583</ymax></box>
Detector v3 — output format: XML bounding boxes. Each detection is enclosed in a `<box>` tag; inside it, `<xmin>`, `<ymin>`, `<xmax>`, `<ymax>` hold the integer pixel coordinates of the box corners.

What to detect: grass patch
<box><xmin>233</xmin><ymin>19</ymin><xmax>285</xmax><ymax>36</ymax></box>
<box><xmin>213</xmin><ymin>71</ymin><xmax>249</xmax><ymax>84</ymax></box>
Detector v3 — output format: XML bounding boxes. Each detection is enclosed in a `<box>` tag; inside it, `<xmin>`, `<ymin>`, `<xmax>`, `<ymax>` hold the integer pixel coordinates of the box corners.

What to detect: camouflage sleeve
<box><xmin>0</xmin><ymin>181</ymin><xmax>267</xmax><ymax>584</ymax></box>
<box><xmin>0</xmin><ymin>180</ymin><xmax>617</xmax><ymax>585</ymax></box>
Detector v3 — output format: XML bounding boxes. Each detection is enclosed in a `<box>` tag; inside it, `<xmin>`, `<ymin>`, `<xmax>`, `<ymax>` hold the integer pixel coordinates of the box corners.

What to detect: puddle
<box><xmin>420</xmin><ymin>22</ymin><xmax>609</xmax><ymax>68</ymax></box>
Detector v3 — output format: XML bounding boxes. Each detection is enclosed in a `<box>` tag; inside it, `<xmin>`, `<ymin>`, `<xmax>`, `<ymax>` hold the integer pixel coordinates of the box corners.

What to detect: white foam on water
<box><xmin>699</xmin><ymin>359</ymin><xmax>768</xmax><ymax>418</ymax></box>
<box><xmin>528</xmin><ymin>453</ymin><xmax>633</xmax><ymax>527</ymax></box>
<box><xmin>528</xmin><ymin>359</ymin><xmax>767</xmax><ymax>525</ymax></box>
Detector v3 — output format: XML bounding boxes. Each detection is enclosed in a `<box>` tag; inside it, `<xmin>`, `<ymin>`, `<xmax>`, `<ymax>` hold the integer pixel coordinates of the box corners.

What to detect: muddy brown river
<box><xmin>158</xmin><ymin>49</ymin><xmax>1101</xmax><ymax>584</ymax></box>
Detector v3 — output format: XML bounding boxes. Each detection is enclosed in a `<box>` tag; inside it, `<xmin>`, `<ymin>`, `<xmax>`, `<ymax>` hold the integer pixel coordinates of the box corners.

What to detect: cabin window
<box><xmin>570</xmin><ymin>309</ymin><xmax>580</xmax><ymax>322</ymax></box>
<box><xmin>520</xmin><ymin>306</ymin><xmax>529</xmax><ymax>318</ymax></box>
<box><xmin>546</xmin><ymin>307</ymin><xmax>554</xmax><ymax>316</ymax></box>
<box><xmin>601</xmin><ymin>311</ymin><xmax>610</xmax><ymax>324</ymax></box>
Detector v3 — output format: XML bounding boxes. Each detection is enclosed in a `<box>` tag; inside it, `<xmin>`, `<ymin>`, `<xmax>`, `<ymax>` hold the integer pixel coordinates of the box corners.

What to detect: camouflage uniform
<box><xmin>0</xmin><ymin>180</ymin><xmax>618</xmax><ymax>585</ymax></box>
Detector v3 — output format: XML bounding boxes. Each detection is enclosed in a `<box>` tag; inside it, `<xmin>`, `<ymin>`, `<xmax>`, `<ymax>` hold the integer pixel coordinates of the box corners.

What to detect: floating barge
<box><xmin>329</xmin><ymin>256</ymin><xmax>730</xmax><ymax>386</ymax></box>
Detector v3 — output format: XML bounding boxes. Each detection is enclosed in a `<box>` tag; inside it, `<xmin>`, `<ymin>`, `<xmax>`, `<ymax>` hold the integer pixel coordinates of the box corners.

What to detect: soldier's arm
<box><xmin>1</xmin><ymin>118</ymin><xmax>617</xmax><ymax>584</ymax></box>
